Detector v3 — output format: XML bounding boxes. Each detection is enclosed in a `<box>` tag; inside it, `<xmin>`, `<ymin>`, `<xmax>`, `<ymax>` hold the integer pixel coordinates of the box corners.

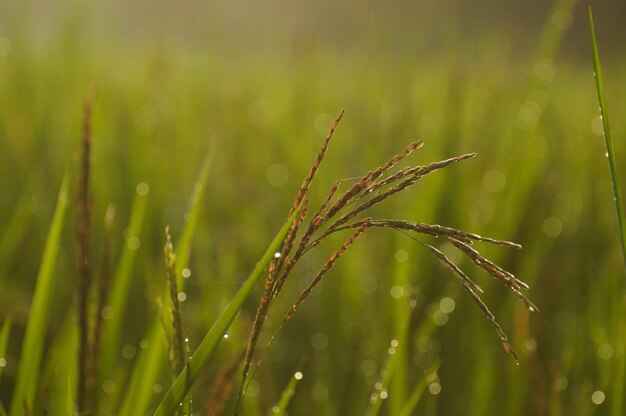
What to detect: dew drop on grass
<box><xmin>380</xmin><ymin>389</ymin><xmax>388</xmax><ymax>399</ymax></box>
<box><xmin>182</xmin><ymin>268</ymin><xmax>191</xmax><ymax>278</ymax></box>
<box><xmin>136</xmin><ymin>182</ymin><xmax>150</xmax><ymax>196</ymax></box>
<box><xmin>428</xmin><ymin>382</ymin><xmax>442</xmax><ymax>395</ymax></box>
<box><xmin>274</xmin><ymin>252</ymin><xmax>282</xmax><ymax>259</ymax></box>
<box><xmin>152</xmin><ymin>384</ymin><xmax>162</xmax><ymax>394</ymax></box>
<box><xmin>592</xmin><ymin>390</ymin><xmax>605</xmax><ymax>405</ymax></box>
<box><xmin>121</xmin><ymin>344</ymin><xmax>136</xmax><ymax>359</ymax></box>
<box><xmin>272</xmin><ymin>405</ymin><xmax>280</xmax><ymax>413</ymax></box>
<box><xmin>0</xmin><ymin>358</ymin><xmax>7</xmax><ymax>367</ymax></box>
<box><xmin>100</xmin><ymin>306</ymin><xmax>114</xmax><ymax>320</ymax></box>
<box><xmin>177</xmin><ymin>292</ymin><xmax>187</xmax><ymax>302</ymax></box>
<box><xmin>102</xmin><ymin>380</ymin><xmax>116</xmax><ymax>394</ymax></box>
<box><xmin>223</xmin><ymin>333</ymin><xmax>230</xmax><ymax>339</ymax></box>
<box><xmin>295</xmin><ymin>371</ymin><xmax>303</xmax><ymax>380</ymax></box>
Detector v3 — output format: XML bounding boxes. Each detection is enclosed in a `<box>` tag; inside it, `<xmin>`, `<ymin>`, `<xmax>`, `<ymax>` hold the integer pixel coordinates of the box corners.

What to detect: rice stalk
<box><xmin>163</xmin><ymin>227</ymin><xmax>191</xmax><ymax>415</ymax></box>
<box><xmin>234</xmin><ymin>111</ymin><xmax>532</xmax><ymax>414</ymax></box>
<box><xmin>74</xmin><ymin>94</ymin><xmax>95</xmax><ymax>413</ymax></box>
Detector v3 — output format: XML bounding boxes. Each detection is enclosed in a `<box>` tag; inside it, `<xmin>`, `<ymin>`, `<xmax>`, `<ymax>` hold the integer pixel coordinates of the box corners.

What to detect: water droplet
<box><xmin>101</xmin><ymin>306</ymin><xmax>114</xmax><ymax>320</ymax></box>
<box><xmin>274</xmin><ymin>252</ymin><xmax>282</xmax><ymax>259</ymax></box>
<box><xmin>375</xmin><ymin>382</ymin><xmax>382</xmax><ymax>390</ymax></box>
<box><xmin>184</xmin><ymin>337</ymin><xmax>189</xmax><ymax>343</ymax></box>
<box><xmin>182</xmin><ymin>268</ymin><xmax>191</xmax><ymax>278</ymax></box>
<box><xmin>223</xmin><ymin>333</ymin><xmax>229</xmax><ymax>339</ymax></box>
<box><xmin>102</xmin><ymin>380</ymin><xmax>116</xmax><ymax>394</ymax></box>
<box><xmin>592</xmin><ymin>390</ymin><xmax>605</xmax><ymax>405</ymax></box>
<box><xmin>177</xmin><ymin>292</ymin><xmax>187</xmax><ymax>302</ymax></box>
<box><xmin>294</xmin><ymin>371</ymin><xmax>303</xmax><ymax>380</ymax></box>
<box><xmin>428</xmin><ymin>382</ymin><xmax>442</xmax><ymax>395</ymax></box>
<box><xmin>0</xmin><ymin>358</ymin><xmax>7</xmax><ymax>367</ymax></box>
<box><xmin>390</xmin><ymin>339</ymin><xmax>399</xmax><ymax>348</ymax></box>
<box><xmin>272</xmin><ymin>405</ymin><xmax>280</xmax><ymax>413</ymax></box>
<box><xmin>121</xmin><ymin>345</ymin><xmax>136</xmax><ymax>359</ymax></box>
<box><xmin>136</xmin><ymin>182</ymin><xmax>150</xmax><ymax>196</ymax></box>
<box><xmin>380</xmin><ymin>389</ymin><xmax>388</xmax><ymax>399</ymax></box>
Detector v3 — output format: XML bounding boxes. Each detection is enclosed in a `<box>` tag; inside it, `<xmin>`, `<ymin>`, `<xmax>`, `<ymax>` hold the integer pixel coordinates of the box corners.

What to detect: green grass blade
<box><xmin>152</xmin><ymin>206</ymin><xmax>301</xmax><ymax>416</ymax></box>
<box><xmin>0</xmin><ymin>316</ymin><xmax>11</xmax><ymax>383</ymax></box>
<box><xmin>119</xmin><ymin>150</ymin><xmax>213</xmax><ymax>416</ymax></box>
<box><xmin>399</xmin><ymin>359</ymin><xmax>441</xmax><ymax>416</ymax></box>
<box><xmin>0</xmin><ymin>182</ymin><xmax>34</xmax><ymax>281</ymax></box>
<box><xmin>98</xmin><ymin>184</ymin><xmax>149</xmax><ymax>383</ymax></box>
<box><xmin>43</xmin><ymin>309</ymin><xmax>78</xmax><ymax>416</ymax></box>
<box><xmin>272</xmin><ymin>368</ymin><xmax>302</xmax><ymax>416</ymax></box>
<box><xmin>118</xmin><ymin>323</ymin><xmax>163</xmax><ymax>416</ymax></box>
<box><xmin>588</xmin><ymin>8</ymin><xmax>626</xmax><ymax>416</ymax></box>
<box><xmin>175</xmin><ymin>145</ymin><xmax>213</xmax><ymax>287</ymax></box>
<box><xmin>366</xmin><ymin>309</ymin><xmax>411</xmax><ymax>416</ymax></box>
<box><xmin>10</xmin><ymin>172</ymin><xmax>70</xmax><ymax>416</ymax></box>
<box><xmin>66</xmin><ymin>378</ymin><xmax>74</xmax><ymax>416</ymax></box>
<box><xmin>588</xmin><ymin>6</ymin><xmax>626</xmax><ymax>274</ymax></box>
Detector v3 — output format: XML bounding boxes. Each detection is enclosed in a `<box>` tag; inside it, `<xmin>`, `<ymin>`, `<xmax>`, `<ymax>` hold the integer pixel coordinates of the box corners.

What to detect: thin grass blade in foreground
<box><xmin>119</xmin><ymin>148</ymin><xmax>213</xmax><ymax>416</ymax></box>
<box><xmin>271</xmin><ymin>366</ymin><xmax>303</xmax><ymax>416</ymax></box>
<box><xmin>0</xmin><ymin>317</ymin><xmax>11</xmax><ymax>383</ymax></box>
<box><xmin>152</xmin><ymin>205</ymin><xmax>302</xmax><ymax>416</ymax></box>
<box><xmin>588</xmin><ymin>6</ymin><xmax>626</xmax><ymax>274</ymax></box>
<box><xmin>10</xmin><ymin>172</ymin><xmax>70</xmax><ymax>416</ymax></box>
<box><xmin>98</xmin><ymin>183</ymin><xmax>149</xmax><ymax>394</ymax></box>
<box><xmin>588</xmin><ymin>7</ymin><xmax>626</xmax><ymax>416</ymax></box>
<box><xmin>399</xmin><ymin>359</ymin><xmax>442</xmax><ymax>416</ymax></box>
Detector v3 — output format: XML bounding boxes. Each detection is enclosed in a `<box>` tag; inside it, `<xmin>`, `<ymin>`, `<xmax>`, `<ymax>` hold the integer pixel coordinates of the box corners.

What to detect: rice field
<box><xmin>1</xmin><ymin>1</ymin><xmax>626</xmax><ymax>415</ymax></box>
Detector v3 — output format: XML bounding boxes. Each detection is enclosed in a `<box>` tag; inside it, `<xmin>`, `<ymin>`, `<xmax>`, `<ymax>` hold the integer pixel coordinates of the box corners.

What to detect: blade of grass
<box><xmin>98</xmin><ymin>184</ymin><xmax>149</xmax><ymax>387</ymax></box>
<box><xmin>175</xmin><ymin>144</ymin><xmax>213</xmax><ymax>288</ymax></box>
<box><xmin>366</xmin><ymin>305</ymin><xmax>411</xmax><ymax>416</ymax></box>
<box><xmin>588</xmin><ymin>7</ymin><xmax>626</xmax><ymax>416</ymax></box>
<box><xmin>271</xmin><ymin>368</ymin><xmax>303</xmax><ymax>416</ymax></box>
<box><xmin>10</xmin><ymin>171</ymin><xmax>70</xmax><ymax>416</ymax></box>
<box><xmin>0</xmin><ymin>316</ymin><xmax>11</xmax><ymax>383</ymax></box>
<box><xmin>42</xmin><ymin>309</ymin><xmax>78</xmax><ymax>416</ymax></box>
<box><xmin>119</xmin><ymin>149</ymin><xmax>213</xmax><ymax>416</ymax></box>
<box><xmin>0</xmin><ymin>180</ymin><xmax>34</xmax><ymax>282</ymax></box>
<box><xmin>152</xmin><ymin>205</ymin><xmax>301</xmax><ymax>416</ymax></box>
<box><xmin>398</xmin><ymin>359</ymin><xmax>441</xmax><ymax>416</ymax></box>
<box><xmin>588</xmin><ymin>6</ymin><xmax>626</xmax><ymax>274</ymax></box>
<box><xmin>66</xmin><ymin>378</ymin><xmax>74</xmax><ymax>416</ymax></box>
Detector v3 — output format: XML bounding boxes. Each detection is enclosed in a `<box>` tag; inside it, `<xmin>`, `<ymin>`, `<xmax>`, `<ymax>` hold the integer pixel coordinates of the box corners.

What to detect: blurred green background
<box><xmin>1</xmin><ymin>0</ymin><xmax>626</xmax><ymax>414</ymax></box>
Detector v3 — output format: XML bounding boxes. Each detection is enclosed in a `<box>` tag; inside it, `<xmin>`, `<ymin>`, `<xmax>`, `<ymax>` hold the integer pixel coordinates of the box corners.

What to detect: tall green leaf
<box><xmin>119</xmin><ymin>149</ymin><xmax>212</xmax><ymax>416</ymax></box>
<box><xmin>0</xmin><ymin>317</ymin><xmax>11</xmax><ymax>383</ymax></box>
<box><xmin>272</xmin><ymin>367</ymin><xmax>303</xmax><ymax>416</ymax></box>
<box><xmin>588</xmin><ymin>7</ymin><xmax>626</xmax><ymax>416</ymax></box>
<box><xmin>10</xmin><ymin>172</ymin><xmax>70</xmax><ymax>416</ymax></box>
<box><xmin>98</xmin><ymin>184</ymin><xmax>149</xmax><ymax>385</ymax></box>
